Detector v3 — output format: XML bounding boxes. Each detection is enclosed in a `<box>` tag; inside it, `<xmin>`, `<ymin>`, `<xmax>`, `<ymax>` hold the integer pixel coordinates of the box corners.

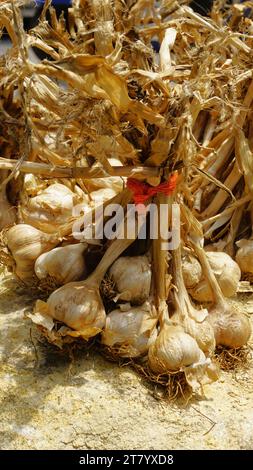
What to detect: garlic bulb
<box><xmin>148</xmin><ymin>322</ymin><xmax>218</xmax><ymax>391</ymax></box>
<box><xmin>148</xmin><ymin>324</ymin><xmax>203</xmax><ymax>372</ymax></box>
<box><xmin>33</xmin><ymin>225</ymin><xmax>137</xmax><ymax>338</ymax></box>
<box><xmin>101</xmin><ymin>302</ymin><xmax>158</xmax><ymax>357</ymax></box>
<box><xmin>109</xmin><ymin>255</ymin><xmax>152</xmax><ymax>305</ymax></box>
<box><xmin>189</xmin><ymin>252</ymin><xmax>241</xmax><ymax>302</ymax></box>
<box><xmin>35</xmin><ymin>243</ymin><xmax>88</xmax><ymax>284</ymax></box>
<box><xmin>0</xmin><ymin>184</ymin><xmax>16</xmax><ymax>230</ymax></box>
<box><xmin>19</xmin><ymin>183</ymin><xmax>87</xmax><ymax>233</ymax></box>
<box><xmin>182</xmin><ymin>252</ymin><xmax>202</xmax><ymax>289</ymax></box>
<box><xmin>193</xmin><ymin>242</ymin><xmax>251</xmax><ymax>348</ymax></box>
<box><xmin>236</xmin><ymin>239</ymin><xmax>253</xmax><ymax>274</ymax></box>
<box><xmin>7</xmin><ymin>224</ymin><xmax>59</xmax><ymax>281</ymax></box>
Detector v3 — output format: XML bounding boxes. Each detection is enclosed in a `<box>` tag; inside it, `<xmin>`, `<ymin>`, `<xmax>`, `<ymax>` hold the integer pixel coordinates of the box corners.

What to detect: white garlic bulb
<box><xmin>35</xmin><ymin>279</ymin><xmax>106</xmax><ymax>335</ymax></box>
<box><xmin>148</xmin><ymin>323</ymin><xmax>218</xmax><ymax>391</ymax></box>
<box><xmin>101</xmin><ymin>302</ymin><xmax>158</xmax><ymax>357</ymax></box>
<box><xmin>235</xmin><ymin>239</ymin><xmax>253</xmax><ymax>274</ymax></box>
<box><xmin>7</xmin><ymin>224</ymin><xmax>59</xmax><ymax>280</ymax></box>
<box><xmin>148</xmin><ymin>324</ymin><xmax>204</xmax><ymax>372</ymax></box>
<box><xmin>35</xmin><ymin>243</ymin><xmax>88</xmax><ymax>284</ymax></box>
<box><xmin>109</xmin><ymin>256</ymin><xmax>152</xmax><ymax>305</ymax></box>
<box><xmin>19</xmin><ymin>183</ymin><xmax>87</xmax><ymax>233</ymax></box>
<box><xmin>189</xmin><ymin>252</ymin><xmax>241</xmax><ymax>302</ymax></box>
<box><xmin>182</xmin><ymin>253</ymin><xmax>202</xmax><ymax>289</ymax></box>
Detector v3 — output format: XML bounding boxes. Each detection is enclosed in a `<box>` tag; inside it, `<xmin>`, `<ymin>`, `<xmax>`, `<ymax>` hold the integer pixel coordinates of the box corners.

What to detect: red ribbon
<box><xmin>127</xmin><ymin>172</ymin><xmax>178</xmax><ymax>205</ymax></box>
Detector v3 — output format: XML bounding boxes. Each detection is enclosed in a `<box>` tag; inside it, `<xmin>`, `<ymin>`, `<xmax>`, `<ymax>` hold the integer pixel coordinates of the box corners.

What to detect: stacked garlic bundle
<box><xmin>1</xmin><ymin>0</ymin><xmax>253</xmax><ymax>398</ymax></box>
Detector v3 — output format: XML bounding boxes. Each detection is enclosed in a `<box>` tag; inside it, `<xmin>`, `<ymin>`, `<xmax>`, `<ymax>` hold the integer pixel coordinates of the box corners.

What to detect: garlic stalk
<box><xmin>101</xmin><ymin>302</ymin><xmax>158</xmax><ymax>357</ymax></box>
<box><xmin>189</xmin><ymin>252</ymin><xmax>241</xmax><ymax>302</ymax></box>
<box><xmin>7</xmin><ymin>224</ymin><xmax>59</xmax><ymax>281</ymax></box>
<box><xmin>35</xmin><ymin>243</ymin><xmax>88</xmax><ymax>285</ymax></box>
<box><xmin>193</xmin><ymin>242</ymin><xmax>251</xmax><ymax>348</ymax></box>
<box><xmin>109</xmin><ymin>255</ymin><xmax>151</xmax><ymax>305</ymax></box>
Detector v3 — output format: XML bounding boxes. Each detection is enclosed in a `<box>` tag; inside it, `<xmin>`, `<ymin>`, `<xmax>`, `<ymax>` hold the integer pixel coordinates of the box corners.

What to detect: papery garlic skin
<box><xmin>148</xmin><ymin>325</ymin><xmax>202</xmax><ymax>372</ymax></box>
<box><xmin>35</xmin><ymin>243</ymin><xmax>87</xmax><ymax>284</ymax></box>
<box><xmin>37</xmin><ymin>280</ymin><xmax>106</xmax><ymax>333</ymax></box>
<box><xmin>235</xmin><ymin>239</ymin><xmax>253</xmax><ymax>274</ymax></box>
<box><xmin>189</xmin><ymin>252</ymin><xmax>241</xmax><ymax>302</ymax></box>
<box><xmin>7</xmin><ymin>224</ymin><xmax>58</xmax><ymax>280</ymax></box>
<box><xmin>182</xmin><ymin>253</ymin><xmax>202</xmax><ymax>289</ymax></box>
<box><xmin>109</xmin><ymin>255</ymin><xmax>152</xmax><ymax>304</ymax></box>
<box><xmin>19</xmin><ymin>183</ymin><xmax>87</xmax><ymax>233</ymax></box>
<box><xmin>101</xmin><ymin>302</ymin><xmax>157</xmax><ymax>357</ymax></box>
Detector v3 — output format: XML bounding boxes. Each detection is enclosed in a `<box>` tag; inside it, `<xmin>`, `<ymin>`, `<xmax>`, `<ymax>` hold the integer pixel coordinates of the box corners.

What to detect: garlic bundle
<box><xmin>35</xmin><ymin>243</ymin><xmax>88</xmax><ymax>285</ymax></box>
<box><xmin>187</xmin><ymin>252</ymin><xmax>241</xmax><ymax>302</ymax></box>
<box><xmin>235</xmin><ymin>239</ymin><xmax>253</xmax><ymax>274</ymax></box>
<box><xmin>101</xmin><ymin>302</ymin><xmax>158</xmax><ymax>357</ymax></box>
<box><xmin>193</xmin><ymin>242</ymin><xmax>251</xmax><ymax>348</ymax></box>
<box><xmin>19</xmin><ymin>183</ymin><xmax>87</xmax><ymax>233</ymax></box>
<box><xmin>33</xmin><ymin>222</ymin><xmax>137</xmax><ymax>339</ymax></box>
<box><xmin>7</xmin><ymin>224</ymin><xmax>59</xmax><ymax>281</ymax></box>
<box><xmin>0</xmin><ymin>184</ymin><xmax>16</xmax><ymax>230</ymax></box>
<box><xmin>109</xmin><ymin>255</ymin><xmax>152</xmax><ymax>305</ymax></box>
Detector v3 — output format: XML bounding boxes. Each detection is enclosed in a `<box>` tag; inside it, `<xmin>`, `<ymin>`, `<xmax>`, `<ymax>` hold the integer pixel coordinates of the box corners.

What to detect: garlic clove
<box><xmin>101</xmin><ymin>302</ymin><xmax>157</xmax><ymax>357</ymax></box>
<box><xmin>35</xmin><ymin>243</ymin><xmax>88</xmax><ymax>284</ymax></box>
<box><xmin>109</xmin><ymin>255</ymin><xmax>152</xmax><ymax>305</ymax></box>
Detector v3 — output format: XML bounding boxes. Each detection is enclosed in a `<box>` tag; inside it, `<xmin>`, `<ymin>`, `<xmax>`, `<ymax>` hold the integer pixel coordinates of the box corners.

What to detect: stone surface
<box><xmin>1</xmin><ymin>272</ymin><xmax>253</xmax><ymax>450</ymax></box>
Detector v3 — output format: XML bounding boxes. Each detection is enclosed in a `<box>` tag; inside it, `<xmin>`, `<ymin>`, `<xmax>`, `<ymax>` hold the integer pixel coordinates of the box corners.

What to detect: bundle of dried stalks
<box><xmin>0</xmin><ymin>0</ymin><xmax>253</xmax><ymax>397</ymax></box>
